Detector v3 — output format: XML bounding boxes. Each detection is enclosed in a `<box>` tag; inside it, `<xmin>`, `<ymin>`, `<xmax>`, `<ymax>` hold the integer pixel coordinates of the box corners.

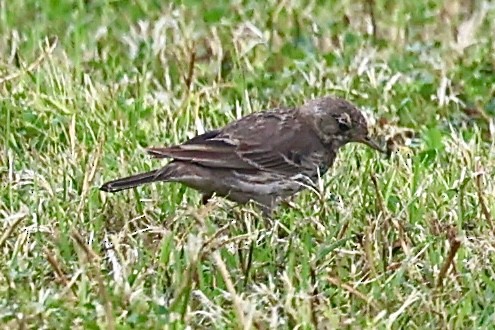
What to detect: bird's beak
<box><xmin>356</xmin><ymin>135</ymin><xmax>386</xmax><ymax>153</ymax></box>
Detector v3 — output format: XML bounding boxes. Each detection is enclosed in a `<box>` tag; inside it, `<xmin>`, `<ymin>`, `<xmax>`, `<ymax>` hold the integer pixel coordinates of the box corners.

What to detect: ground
<box><xmin>1</xmin><ymin>0</ymin><xmax>495</xmax><ymax>329</ymax></box>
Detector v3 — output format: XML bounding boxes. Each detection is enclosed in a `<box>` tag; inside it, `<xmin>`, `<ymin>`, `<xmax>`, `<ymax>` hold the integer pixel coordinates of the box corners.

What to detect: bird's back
<box><xmin>159</xmin><ymin>107</ymin><xmax>336</xmax><ymax>207</ymax></box>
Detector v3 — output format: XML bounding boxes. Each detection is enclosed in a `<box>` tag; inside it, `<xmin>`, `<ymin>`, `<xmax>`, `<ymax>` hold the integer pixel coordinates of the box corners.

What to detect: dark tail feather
<box><xmin>100</xmin><ymin>167</ymin><xmax>175</xmax><ymax>192</ymax></box>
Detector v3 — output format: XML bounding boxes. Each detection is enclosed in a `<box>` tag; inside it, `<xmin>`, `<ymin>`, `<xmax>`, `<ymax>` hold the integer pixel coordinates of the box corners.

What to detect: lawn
<box><xmin>1</xmin><ymin>0</ymin><xmax>495</xmax><ymax>328</ymax></box>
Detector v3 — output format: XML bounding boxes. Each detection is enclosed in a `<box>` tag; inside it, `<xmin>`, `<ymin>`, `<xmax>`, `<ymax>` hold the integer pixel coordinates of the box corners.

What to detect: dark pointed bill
<box><xmin>357</xmin><ymin>136</ymin><xmax>386</xmax><ymax>153</ymax></box>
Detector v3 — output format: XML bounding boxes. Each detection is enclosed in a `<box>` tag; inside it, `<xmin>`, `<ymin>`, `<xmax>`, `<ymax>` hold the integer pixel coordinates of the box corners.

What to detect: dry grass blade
<box><xmin>370</xmin><ymin>173</ymin><xmax>390</xmax><ymax>272</ymax></box>
<box><xmin>201</xmin><ymin>222</ymin><xmax>232</xmax><ymax>252</ymax></box>
<box><xmin>203</xmin><ymin>233</ymin><xmax>253</xmax><ymax>258</ymax></box>
<box><xmin>337</xmin><ymin>219</ymin><xmax>350</xmax><ymax>240</ymax></box>
<box><xmin>212</xmin><ymin>250</ymin><xmax>247</xmax><ymax>328</ymax></box>
<box><xmin>453</xmin><ymin>3</ymin><xmax>487</xmax><ymax>53</ymax></box>
<box><xmin>309</xmin><ymin>267</ymin><xmax>319</xmax><ymax>329</ymax></box>
<box><xmin>184</xmin><ymin>47</ymin><xmax>196</xmax><ymax>91</ymax></box>
<box><xmin>0</xmin><ymin>36</ymin><xmax>58</xmax><ymax>85</ymax></box>
<box><xmin>71</xmin><ymin>230</ymin><xmax>114</xmax><ymax>330</ymax></box>
<box><xmin>371</xmin><ymin>173</ymin><xmax>410</xmax><ymax>258</ymax></box>
<box><xmin>370</xmin><ymin>174</ymin><xmax>385</xmax><ymax>216</ymax></box>
<box><xmin>386</xmin><ymin>291</ymin><xmax>420</xmax><ymax>328</ymax></box>
<box><xmin>327</xmin><ymin>275</ymin><xmax>380</xmax><ymax>312</ymax></box>
<box><xmin>474</xmin><ymin>169</ymin><xmax>495</xmax><ymax>235</ymax></box>
<box><xmin>60</xmin><ymin>270</ymin><xmax>83</xmax><ymax>298</ymax></box>
<box><xmin>189</xmin><ymin>201</ymin><xmax>249</xmax><ymax>329</ymax></box>
<box><xmin>0</xmin><ymin>212</ymin><xmax>26</xmax><ymax>248</ymax></box>
<box><xmin>168</xmin><ymin>261</ymin><xmax>198</xmax><ymax>315</ymax></box>
<box><xmin>363</xmin><ymin>227</ymin><xmax>377</xmax><ymax>277</ymax></box>
<box><xmin>365</xmin><ymin>0</ymin><xmax>377</xmax><ymax>41</ymax></box>
<box><xmin>43</xmin><ymin>247</ymin><xmax>75</xmax><ymax>296</ymax></box>
<box><xmin>436</xmin><ymin>237</ymin><xmax>461</xmax><ymax>288</ymax></box>
<box><xmin>71</xmin><ymin>230</ymin><xmax>100</xmax><ymax>261</ymax></box>
<box><xmin>77</xmin><ymin>139</ymin><xmax>103</xmax><ymax>221</ymax></box>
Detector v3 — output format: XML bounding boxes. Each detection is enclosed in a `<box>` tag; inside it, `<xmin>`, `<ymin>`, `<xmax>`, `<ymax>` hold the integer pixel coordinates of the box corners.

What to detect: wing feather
<box><xmin>146</xmin><ymin>109</ymin><xmax>324</xmax><ymax>176</ymax></box>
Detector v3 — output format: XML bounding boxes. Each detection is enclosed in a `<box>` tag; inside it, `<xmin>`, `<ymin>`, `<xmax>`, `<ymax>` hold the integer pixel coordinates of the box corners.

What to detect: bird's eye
<box><xmin>338</xmin><ymin>121</ymin><xmax>351</xmax><ymax>131</ymax></box>
<box><xmin>336</xmin><ymin>114</ymin><xmax>352</xmax><ymax>132</ymax></box>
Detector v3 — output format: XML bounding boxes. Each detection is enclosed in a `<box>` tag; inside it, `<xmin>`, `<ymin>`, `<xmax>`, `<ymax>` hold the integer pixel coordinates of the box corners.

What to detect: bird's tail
<box><xmin>100</xmin><ymin>166</ymin><xmax>176</xmax><ymax>193</ymax></box>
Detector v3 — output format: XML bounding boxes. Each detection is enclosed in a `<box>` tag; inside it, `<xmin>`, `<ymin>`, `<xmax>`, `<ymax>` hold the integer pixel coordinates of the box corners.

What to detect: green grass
<box><xmin>1</xmin><ymin>0</ymin><xmax>495</xmax><ymax>328</ymax></box>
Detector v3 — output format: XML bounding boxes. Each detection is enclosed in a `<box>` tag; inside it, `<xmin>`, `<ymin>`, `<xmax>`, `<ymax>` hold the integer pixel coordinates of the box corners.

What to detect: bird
<box><xmin>100</xmin><ymin>95</ymin><xmax>385</xmax><ymax>215</ymax></box>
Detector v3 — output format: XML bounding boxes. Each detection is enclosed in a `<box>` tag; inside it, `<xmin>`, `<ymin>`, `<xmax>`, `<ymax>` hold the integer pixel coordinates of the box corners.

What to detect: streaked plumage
<box><xmin>100</xmin><ymin>95</ymin><xmax>385</xmax><ymax>215</ymax></box>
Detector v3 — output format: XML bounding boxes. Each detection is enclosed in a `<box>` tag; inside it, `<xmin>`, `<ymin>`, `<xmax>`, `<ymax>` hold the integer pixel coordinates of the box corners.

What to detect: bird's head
<box><xmin>302</xmin><ymin>96</ymin><xmax>385</xmax><ymax>153</ymax></box>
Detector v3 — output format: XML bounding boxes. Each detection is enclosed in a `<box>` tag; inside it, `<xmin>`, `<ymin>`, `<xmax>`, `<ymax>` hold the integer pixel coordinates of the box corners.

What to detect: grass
<box><xmin>1</xmin><ymin>0</ymin><xmax>495</xmax><ymax>328</ymax></box>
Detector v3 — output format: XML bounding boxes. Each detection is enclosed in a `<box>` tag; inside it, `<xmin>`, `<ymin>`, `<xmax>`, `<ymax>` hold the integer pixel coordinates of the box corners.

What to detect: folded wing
<box><xmin>147</xmin><ymin>109</ymin><xmax>322</xmax><ymax>176</ymax></box>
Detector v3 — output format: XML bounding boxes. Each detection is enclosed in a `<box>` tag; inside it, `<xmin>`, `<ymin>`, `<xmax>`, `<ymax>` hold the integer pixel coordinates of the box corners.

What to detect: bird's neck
<box><xmin>323</xmin><ymin>134</ymin><xmax>349</xmax><ymax>151</ymax></box>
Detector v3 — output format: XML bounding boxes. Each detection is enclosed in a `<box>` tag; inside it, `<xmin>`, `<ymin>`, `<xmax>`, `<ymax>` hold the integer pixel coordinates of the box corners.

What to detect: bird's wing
<box><xmin>147</xmin><ymin>130</ymin><xmax>258</xmax><ymax>170</ymax></box>
<box><xmin>147</xmin><ymin>109</ymin><xmax>322</xmax><ymax>175</ymax></box>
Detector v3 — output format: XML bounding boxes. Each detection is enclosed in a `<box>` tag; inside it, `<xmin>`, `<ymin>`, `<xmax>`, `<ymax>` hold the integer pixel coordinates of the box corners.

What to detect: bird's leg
<box><xmin>259</xmin><ymin>204</ymin><xmax>274</xmax><ymax>220</ymax></box>
<box><xmin>235</xmin><ymin>204</ymin><xmax>268</xmax><ymax>289</ymax></box>
<box><xmin>251</xmin><ymin>196</ymin><xmax>278</xmax><ymax>222</ymax></box>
